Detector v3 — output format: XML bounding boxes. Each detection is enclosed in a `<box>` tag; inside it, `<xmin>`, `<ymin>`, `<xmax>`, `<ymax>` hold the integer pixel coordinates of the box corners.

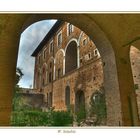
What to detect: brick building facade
<box><xmin>32</xmin><ymin>20</ymin><xmax>103</xmax><ymax>113</ymax></box>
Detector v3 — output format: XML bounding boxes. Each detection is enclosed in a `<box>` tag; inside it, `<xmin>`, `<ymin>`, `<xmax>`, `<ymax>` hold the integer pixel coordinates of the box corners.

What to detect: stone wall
<box><xmin>18</xmin><ymin>93</ymin><xmax>44</xmax><ymax>109</ymax></box>
<box><xmin>33</xmin><ymin>21</ymin><xmax>104</xmax><ymax>114</ymax></box>
<box><xmin>44</xmin><ymin>58</ymin><xmax>103</xmax><ymax>111</ymax></box>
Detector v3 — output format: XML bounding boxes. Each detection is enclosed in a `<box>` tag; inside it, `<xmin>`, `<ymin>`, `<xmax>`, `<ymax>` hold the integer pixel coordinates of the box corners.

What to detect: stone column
<box><xmin>0</xmin><ymin>15</ymin><xmax>27</xmax><ymax>125</ymax></box>
<box><xmin>63</xmin><ymin>55</ymin><xmax>65</xmax><ymax>75</ymax></box>
<box><xmin>115</xmin><ymin>47</ymin><xmax>140</xmax><ymax>126</ymax></box>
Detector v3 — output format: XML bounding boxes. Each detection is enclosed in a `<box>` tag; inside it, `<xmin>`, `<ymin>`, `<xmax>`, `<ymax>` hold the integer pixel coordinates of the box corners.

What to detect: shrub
<box><xmin>51</xmin><ymin>111</ymin><xmax>73</xmax><ymax>126</ymax></box>
<box><xmin>89</xmin><ymin>87</ymin><xmax>107</xmax><ymax>125</ymax></box>
<box><xmin>76</xmin><ymin>105</ymin><xmax>86</xmax><ymax>124</ymax></box>
<box><xmin>11</xmin><ymin>110</ymin><xmax>73</xmax><ymax>126</ymax></box>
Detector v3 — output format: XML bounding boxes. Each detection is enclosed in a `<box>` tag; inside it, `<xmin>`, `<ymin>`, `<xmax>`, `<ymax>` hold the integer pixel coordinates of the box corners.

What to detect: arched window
<box><xmin>58</xmin><ymin>68</ymin><xmax>61</xmax><ymax>79</ymax></box>
<box><xmin>48</xmin><ymin>92</ymin><xmax>53</xmax><ymax>107</ymax></box>
<box><xmin>42</xmin><ymin>67</ymin><xmax>45</xmax><ymax>86</ymax></box>
<box><xmin>49</xmin><ymin>40</ymin><xmax>54</xmax><ymax>54</ymax></box>
<box><xmin>65</xmin><ymin>41</ymin><xmax>77</xmax><ymax>73</ymax></box>
<box><xmin>65</xmin><ymin>86</ymin><xmax>70</xmax><ymax>109</ymax></box>
<box><xmin>75</xmin><ymin>90</ymin><xmax>85</xmax><ymax>113</ymax></box>
<box><xmin>67</xmin><ymin>23</ymin><xmax>73</xmax><ymax>36</ymax></box>
<box><xmin>49</xmin><ymin>72</ymin><xmax>52</xmax><ymax>83</ymax></box>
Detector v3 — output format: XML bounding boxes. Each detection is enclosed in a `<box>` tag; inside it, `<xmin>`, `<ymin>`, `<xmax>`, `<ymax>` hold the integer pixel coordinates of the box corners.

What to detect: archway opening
<box><xmin>65</xmin><ymin>41</ymin><xmax>77</xmax><ymax>74</ymax></box>
<box><xmin>11</xmin><ymin>14</ymin><xmax>122</xmax><ymax>126</ymax></box>
<box><xmin>75</xmin><ymin>90</ymin><xmax>85</xmax><ymax>113</ymax></box>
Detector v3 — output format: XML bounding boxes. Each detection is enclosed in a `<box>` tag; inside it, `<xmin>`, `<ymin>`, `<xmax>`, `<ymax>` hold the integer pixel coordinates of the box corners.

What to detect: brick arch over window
<box><xmin>55</xmin><ymin>49</ymin><xmax>65</xmax><ymax>78</ymax></box>
<box><xmin>65</xmin><ymin>40</ymin><xmax>78</xmax><ymax>74</ymax></box>
<box><xmin>47</xmin><ymin>57</ymin><xmax>55</xmax><ymax>82</ymax></box>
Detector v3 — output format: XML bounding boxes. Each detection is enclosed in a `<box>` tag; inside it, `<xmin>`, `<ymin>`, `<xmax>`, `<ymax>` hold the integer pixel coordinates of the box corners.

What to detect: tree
<box><xmin>15</xmin><ymin>67</ymin><xmax>24</xmax><ymax>85</ymax></box>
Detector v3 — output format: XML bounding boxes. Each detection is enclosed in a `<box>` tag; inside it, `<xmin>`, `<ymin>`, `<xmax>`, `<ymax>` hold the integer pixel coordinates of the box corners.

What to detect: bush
<box><xmin>11</xmin><ymin>110</ymin><xmax>73</xmax><ymax>126</ymax></box>
<box><xmin>76</xmin><ymin>105</ymin><xmax>86</xmax><ymax>124</ymax></box>
<box><xmin>89</xmin><ymin>87</ymin><xmax>107</xmax><ymax>125</ymax></box>
<box><xmin>51</xmin><ymin>111</ymin><xmax>73</xmax><ymax>126</ymax></box>
<box><xmin>11</xmin><ymin>111</ymin><xmax>51</xmax><ymax>126</ymax></box>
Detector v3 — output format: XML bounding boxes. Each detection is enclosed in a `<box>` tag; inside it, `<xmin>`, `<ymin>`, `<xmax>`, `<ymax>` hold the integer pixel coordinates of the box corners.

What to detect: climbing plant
<box><xmin>89</xmin><ymin>87</ymin><xmax>107</xmax><ymax>126</ymax></box>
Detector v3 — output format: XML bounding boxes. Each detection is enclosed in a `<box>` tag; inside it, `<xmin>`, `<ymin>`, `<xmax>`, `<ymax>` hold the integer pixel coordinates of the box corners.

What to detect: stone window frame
<box><xmin>57</xmin><ymin>30</ymin><xmax>62</xmax><ymax>47</ymax></box>
<box><xmin>49</xmin><ymin>40</ymin><xmax>54</xmax><ymax>54</ymax></box>
<box><xmin>43</xmin><ymin>48</ymin><xmax>47</xmax><ymax>59</ymax></box>
<box><xmin>67</xmin><ymin>23</ymin><xmax>74</xmax><ymax>36</ymax></box>
<box><xmin>94</xmin><ymin>48</ymin><xmax>99</xmax><ymax>57</ymax></box>
<box><xmin>49</xmin><ymin>72</ymin><xmax>52</xmax><ymax>83</ymax></box>
<box><xmin>88</xmin><ymin>52</ymin><xmax>92</xmax><ymax>60</ymax></box>
<box><xmin>58</xmin><ymin>68</ymin><xmax>61</xmax><ymax>79</ymax></box>
<box><xmin>83</xmin><ymin>38</ymin><xmax>87</xmax><ymax>46</ymax></box>
<box><xmin>38</xmin><ymin>54</ymin><xmax>41</xmax><ymax>65</ymax></box>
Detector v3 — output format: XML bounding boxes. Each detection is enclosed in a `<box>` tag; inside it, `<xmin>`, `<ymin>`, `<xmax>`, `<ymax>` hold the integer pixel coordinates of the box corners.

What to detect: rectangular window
<box><xmin>50</xmin><ymin>62</ymin><xmax>52</xmax><ymax>69</ymax></box>
<box><xmin>57</xmin><ymin>31</ymin><xmax>62</xmax><ymax>46</ymax></box>
<box><xmin>94</xmin><ymin>49</ymin><xmax>98</xmax><ymax>57</ymax></box>
<box><xmin>58</xmin><ymin>68</ymin><xmax>61</xmax><ymax>79</ymax></box>
<box><xmin>67</xmin><ymin>23</ymin><xmax>73</xmax><ymax>36</ymax></box>
<box><xmin>49</xmin><ymin>92</ymin><xmax>53</xmax><ymax>107</ymax></box>
<box><xmin>85</xmin><ymin>53</ymin><xmax>91</xmax><ymax>61</ymax></box>
<box><xmin>83</xmin><ymin>38</ymin><xmax>87</xmax><ymax>46</ymax></box>
<box><xmin>88</xmin><ymin>53</ymin><xmax>91</xmax><ymax>59</ymax></box>
<box><xmin>49</xmin><ymin>72</ymin><xmax>52</xmax><ymax>83</ymax></box>
<box><xmin>43</xmin><ymin>49</ymin><xmax>46</xmax><ymax>59</ymax></box>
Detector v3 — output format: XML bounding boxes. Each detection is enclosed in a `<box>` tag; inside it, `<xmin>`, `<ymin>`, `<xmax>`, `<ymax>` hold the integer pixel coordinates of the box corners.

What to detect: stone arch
<box><xmin>55</xmin><ymin>49</ymin><xmax>65</xmax><ymax>77</ymax></box>
<box><xmin>65</xmin><ymin>40</ymin><xmax>78</xmax><ymax>74</ymax></box>
<box><xmin>65</xmin><ymin>38</ymin><xmax>79</xmax><ymax>53</ymax></box>
<box><xmin>20</xmin><ymin>15</ymin><xmax>123</xmax><ymax>126</ymax></box>
<box><xmin>55</xmin><ymin>49</ymin><xmax>65</xmax><ymax>57</ymax></box>
<box><xmin>20</xmin><ymin>15</ymin><xmax>122</xmax><ymax>125</ymax></box>
<box><xmin>65</xmin><ymin>86</ymin><xmax>70</xmax><ymax>109</ymax></box>
<box><xmin>0</xmin><ymin>14</ymin><xmax>124</xmax><ymax>126</ymax></box>
<box><xmin>47</xmin><ymin>56</ymin><xmax>55</xmax><ymax>82</ymax></box>
<box><xmin>78</xmin><ymin>31</ymin><xmax>84</xmax><ymax>44</ymax></box>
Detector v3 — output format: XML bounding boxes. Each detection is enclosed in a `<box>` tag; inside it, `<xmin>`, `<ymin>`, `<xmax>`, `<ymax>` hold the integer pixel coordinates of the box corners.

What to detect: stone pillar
<box><xmin>63</xmin><ymin>55</ymin><xmax>65</xmax><ymax>75</ymax></box>
<box><xmin>115</xmin><ymin>47</ymin><xmax>140</xmax><ymax>126</ymax></box>
<box><xmin>0</xmin><ymin>15</ymin><xmax>26</xmax><ymax>125</ymax></box>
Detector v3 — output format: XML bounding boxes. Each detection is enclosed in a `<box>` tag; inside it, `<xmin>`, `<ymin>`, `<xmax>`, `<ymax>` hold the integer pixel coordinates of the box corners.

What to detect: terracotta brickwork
<box><xmin>32</xmin><ymin>21</ymin><xmax>103</xmax><ymax>112</ymax></box>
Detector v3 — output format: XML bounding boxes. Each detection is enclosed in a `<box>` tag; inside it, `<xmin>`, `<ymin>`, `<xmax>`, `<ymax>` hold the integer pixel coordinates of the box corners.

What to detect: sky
<box><xmin>17</xmin><ymin>20</ymin><xmax>57</xmax><ymax>88</ymax></box>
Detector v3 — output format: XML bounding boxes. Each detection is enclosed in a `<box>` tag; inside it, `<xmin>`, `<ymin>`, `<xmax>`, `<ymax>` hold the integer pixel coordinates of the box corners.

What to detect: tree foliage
<box><xmin>15</xmin><ymin>67</ymin><xmax>24</xmax><ymax>85</ymax></box>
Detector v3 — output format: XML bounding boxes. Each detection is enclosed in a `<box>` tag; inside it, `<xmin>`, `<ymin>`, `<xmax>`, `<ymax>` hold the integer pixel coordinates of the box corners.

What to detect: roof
<box><xmin>31</xmin><ymin>20</ymin><xmax>64</xmax><ymax>57</ymax></box>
